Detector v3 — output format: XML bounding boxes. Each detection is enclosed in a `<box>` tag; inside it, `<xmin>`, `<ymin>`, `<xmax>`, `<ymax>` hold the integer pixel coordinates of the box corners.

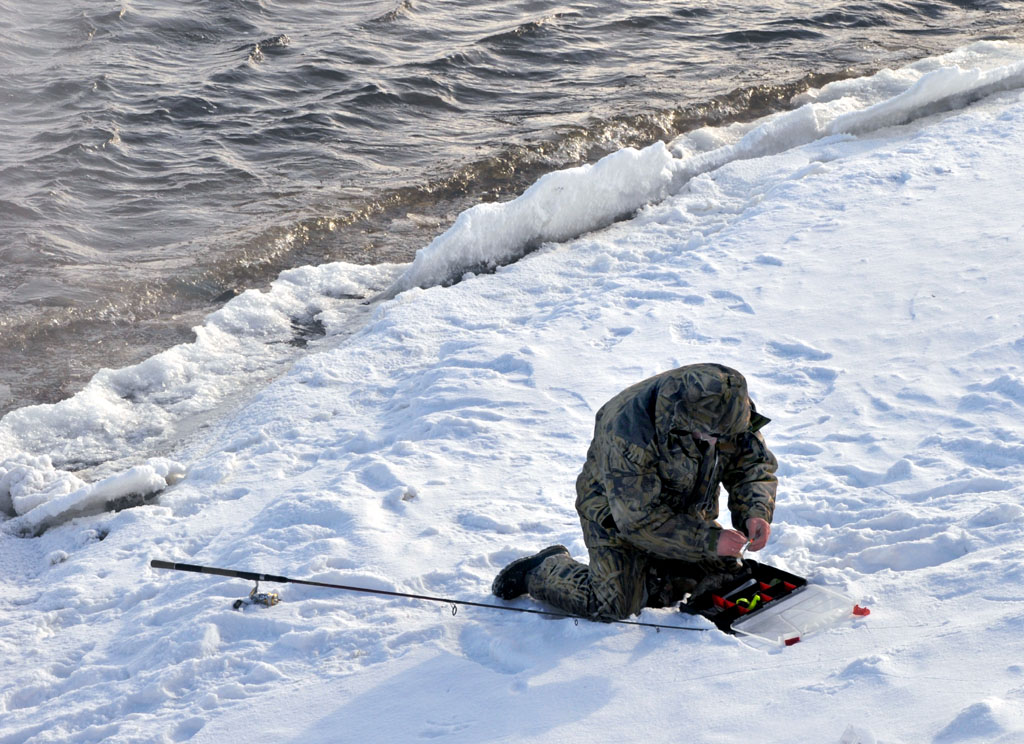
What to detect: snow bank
<box><xmin>673</xmin><ymin>42</ymin><xmax>1024</xmax><ymax>182</ymax></box>
<box><xmin>376</xmin><ymin>141</ymin><xmax>683</xmax><ymax>299</ymax></box>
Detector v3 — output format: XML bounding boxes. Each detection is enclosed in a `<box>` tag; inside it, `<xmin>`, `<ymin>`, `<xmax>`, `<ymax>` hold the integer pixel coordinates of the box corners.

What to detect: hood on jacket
<box><xmin>659</xmin><ymin>363</ymin><xmax>752</xmax><ymax>437</ymax></box>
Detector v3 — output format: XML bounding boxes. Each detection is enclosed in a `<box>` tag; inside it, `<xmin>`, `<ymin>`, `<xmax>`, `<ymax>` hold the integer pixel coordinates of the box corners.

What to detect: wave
<box><xmin>364</xmin><ymin>0</ymin><xmax>417</xmax><ymax>26</ymax></box>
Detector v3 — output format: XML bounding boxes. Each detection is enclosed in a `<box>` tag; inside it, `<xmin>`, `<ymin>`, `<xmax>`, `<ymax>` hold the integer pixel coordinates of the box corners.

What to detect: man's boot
<box><xmin>491</xmin><ymin>545</ymin><xmax>570</xmax><ymax>600</ymax></box>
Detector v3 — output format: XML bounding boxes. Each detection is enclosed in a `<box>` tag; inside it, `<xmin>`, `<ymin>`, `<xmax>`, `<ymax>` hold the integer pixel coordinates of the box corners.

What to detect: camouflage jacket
<box><xmin>575</xmin><ymin>363</ymin><xmax>778</xmax><ymax>562</ymax></box>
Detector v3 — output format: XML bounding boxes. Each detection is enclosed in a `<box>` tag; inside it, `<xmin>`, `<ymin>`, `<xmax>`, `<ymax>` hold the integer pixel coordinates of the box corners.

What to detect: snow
<box><xmin>377</xmin><ymin>140</ymin><xmax>682</xmax><ymax>299</ymax></box>
<box><xmin>3</xmin><ymin>41</ymin><xmax>1024</xmax><ymax>743</ymax></box>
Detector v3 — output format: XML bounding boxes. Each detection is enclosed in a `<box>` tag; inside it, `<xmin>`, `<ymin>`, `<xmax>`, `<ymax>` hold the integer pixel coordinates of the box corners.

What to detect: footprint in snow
<box><xmin>933</xmin><ymin>699</ymin><xmax>1019</xmax><ymax>744</ymax></box>
<box><xmin>354</xmin><ymin>460</ymin><xmax>402</xmax><ymax>492</ymax></box>
<box><xmin>458</xmin><ymin>624</ymin><xmax>534</xmax><ymax>675</ymax></box>
<box><xmin>458</xmin><ymin>512</ymin><xmax>516</xmax><ymax>534</ymax></box>
<box><xmin>419</xmin><ymin>719</ymin><xmax>474</xmax><ymax>738</ymax></box>
<box><xmin>710</xmin><ymin>289</ymin><xmax>755</xmax><ymax>314</ymax></box>
<box><xmin>847</xmin><ymin>530</ymin><xmax>973</xmax><ymax>574</ymax></box>
<box><xmin>597</xmin><ymin>326</ymin><xmax>634</xmax><ymax>350</ymax></box>
<box><xmin>762</xmin><ymin>340</ymin><xmax>840</xmax><ymax>412</ymax></box>
<box><xmin>171</xmin><ymin>717</ymin><xmax>206</xmax><ymax>742</ymax></box>
<box><xmin>766</xmin><ymin>339</ymin><xmax>832</xmax><ymax>361</ymax></box>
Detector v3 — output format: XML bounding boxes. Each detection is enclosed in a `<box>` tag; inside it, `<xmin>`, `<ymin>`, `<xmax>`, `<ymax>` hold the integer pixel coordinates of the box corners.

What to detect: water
<box><xmin>1</xmin><ymin>0</ymin><xmax>1022</xmax><ymax>418</ymax></box>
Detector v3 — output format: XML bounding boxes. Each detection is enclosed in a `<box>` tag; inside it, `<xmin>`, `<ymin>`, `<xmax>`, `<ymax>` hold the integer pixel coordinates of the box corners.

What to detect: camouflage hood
<box><xmin>655</xmin><ymin>363</ymin><xmax>751</xmax><ymax>437</ymax></box>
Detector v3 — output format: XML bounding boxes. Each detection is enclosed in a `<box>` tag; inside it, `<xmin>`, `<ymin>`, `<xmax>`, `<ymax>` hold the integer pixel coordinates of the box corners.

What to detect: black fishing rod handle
<box><xmin>150</xmin><ymin>559</ymin><xmax>290</xmax><ymax>584</ymax></box>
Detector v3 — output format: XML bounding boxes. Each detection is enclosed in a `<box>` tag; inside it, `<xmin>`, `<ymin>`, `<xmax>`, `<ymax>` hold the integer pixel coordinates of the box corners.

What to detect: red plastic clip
<box><xmin>783</xmin><ymin>582</ymin><xmax>796</xmax><ymax>591</ymax></box>
<box><xmin>713</xmin><ymin>595</ymin><xmax>736</xmax><ymax>609</ymax></box>
<box><xmin>853</xmin><ymin>605</ymin><xmax>871</xmax><ymax>617</ymax></box>
<box><xmin>784</xmin><ymin>637</ymin><xmax>801</xmax><ymax>646</ymax></box>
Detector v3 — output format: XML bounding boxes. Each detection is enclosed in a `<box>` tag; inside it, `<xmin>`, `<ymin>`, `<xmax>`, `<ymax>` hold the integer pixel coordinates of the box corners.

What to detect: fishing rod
<box><xmin>149</xmin><ymin>559</ymin><xmax>708</xmax><ymax>633</ymax></box>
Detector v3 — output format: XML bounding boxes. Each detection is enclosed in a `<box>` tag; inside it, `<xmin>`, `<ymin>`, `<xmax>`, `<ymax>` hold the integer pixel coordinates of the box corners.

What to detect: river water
<box><xmin>1</xmin><ymin>0</ymin><xmax>1021</xmax><ymax>418</ymax></box>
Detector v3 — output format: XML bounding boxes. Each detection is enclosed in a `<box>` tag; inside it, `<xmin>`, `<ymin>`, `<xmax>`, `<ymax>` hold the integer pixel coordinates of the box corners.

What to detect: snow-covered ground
<box><xmin>3</xmin><ymin>42</ymin><xmax>1024</xmax><ymax>743</ymax></box>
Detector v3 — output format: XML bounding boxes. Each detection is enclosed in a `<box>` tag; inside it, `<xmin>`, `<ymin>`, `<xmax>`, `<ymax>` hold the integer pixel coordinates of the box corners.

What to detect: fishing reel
<box><xmin>232</xmin><ymin>580</ymin><xmax>280</xmax><ymax>610</ymax></box>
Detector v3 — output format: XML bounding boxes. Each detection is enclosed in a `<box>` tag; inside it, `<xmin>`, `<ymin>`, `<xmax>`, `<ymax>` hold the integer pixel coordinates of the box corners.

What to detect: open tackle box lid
<box><xmin>679</xmin><ymin>559</ymin><xmax>869</xmax><ymax>646</ymax></box>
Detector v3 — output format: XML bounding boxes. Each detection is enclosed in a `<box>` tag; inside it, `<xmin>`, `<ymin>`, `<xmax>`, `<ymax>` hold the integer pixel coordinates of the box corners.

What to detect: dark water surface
<box><xmin>1</xmin><ymin>0</ymin><xmax>1021</xmax><ymax>417</ymax></box>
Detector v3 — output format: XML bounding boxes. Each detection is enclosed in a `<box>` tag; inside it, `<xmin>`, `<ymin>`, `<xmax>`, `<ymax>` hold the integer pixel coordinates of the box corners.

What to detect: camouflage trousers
<box><xmin>526</xmin><ymin>515</ymin><xmax>741</xmax><ymax>620</ymax></box>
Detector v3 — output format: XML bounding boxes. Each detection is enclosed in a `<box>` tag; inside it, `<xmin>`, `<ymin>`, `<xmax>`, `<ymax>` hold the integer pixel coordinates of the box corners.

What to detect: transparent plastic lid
<box><xmin>730</xmin><ymin>585</ymin><xmax>857</xmax><ymax>645</ymax></box>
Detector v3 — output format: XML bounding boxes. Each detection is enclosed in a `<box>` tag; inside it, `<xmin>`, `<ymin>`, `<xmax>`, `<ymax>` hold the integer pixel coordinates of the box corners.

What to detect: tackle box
<box><xmin>679</xmin><ymin>559</ymin><xmax>867</xmax><ymax>645</ymax></box>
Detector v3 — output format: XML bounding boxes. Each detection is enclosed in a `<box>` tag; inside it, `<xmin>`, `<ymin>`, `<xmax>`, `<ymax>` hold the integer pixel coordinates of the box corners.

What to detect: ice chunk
<box><xmin>9</xmin><ymin>457</ymin><xmax>185</xmax><ymax>534</ymax></box>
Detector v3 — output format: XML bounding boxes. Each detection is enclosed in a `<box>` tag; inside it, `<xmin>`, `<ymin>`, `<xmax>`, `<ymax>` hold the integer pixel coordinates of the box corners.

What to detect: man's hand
<box><xmin>745</xmin><ymin>517</ymin><xmax>771</xmax><ymax>551</ymax></box>
<box><xmin>716</xmin><ymin>518</ymin><xmax>772</xmax><ymax>556</ymax></box>
<box><xmin>716</xmin><ymin>529</ymin><xmax>750</xmax><ymax>557</ymax></box>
